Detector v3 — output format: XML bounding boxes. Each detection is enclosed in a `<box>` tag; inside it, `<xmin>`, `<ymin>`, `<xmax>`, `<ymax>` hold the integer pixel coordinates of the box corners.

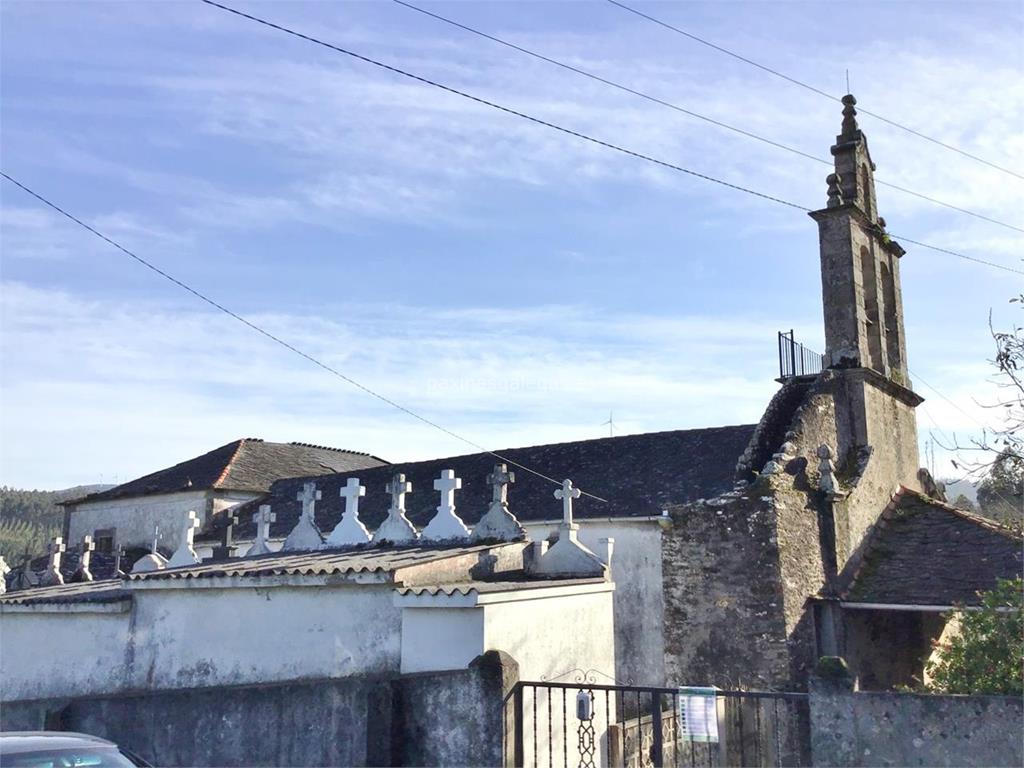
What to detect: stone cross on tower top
<box><xmin>246</xmin><ymin>504</ymin><xmax>276</xmax><ymax>557</ymax></box>
<box><xmin>297</xmin><ymin>482</ymin><xmax>322</xmax><ymax>523</ymax></box>
<box><xmin>555</xmin><ymin>479</ymin><xmax>582</xmax><ymax>527</ymax></box>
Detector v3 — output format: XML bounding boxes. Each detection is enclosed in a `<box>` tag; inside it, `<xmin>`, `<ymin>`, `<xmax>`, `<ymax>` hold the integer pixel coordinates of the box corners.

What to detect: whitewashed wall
<box><xmin>0</xmin><ymin>607</ymin><xmax>131</xmax><ymax>701</ymax></box>
<box><xmin>484</xmin><ymin>588</ymin><xmax>616</xmax><ymax>768</ymax></box>
<box><xmin>67</xmin><ymin>490</ymin><xmax>259</xmax><ymax>551</ymax></box>
<box><xmin>128</xmin><ymin>582</ymin><xmax>400</xmax><ymax>689</ymax></box>
<box><xmin>0</xmin><ymin>580</ymin><xmax>401</xmax><ymax>702</ymax></box>
<box><xmin>209</xmin><ymin>517</ymin><xmax>665</xmax><ymax>686</ymax></box>
<box><xmin>523</xmin><ymin>519</ymin><xmax>664</xmax><ymax>686</ymax></box>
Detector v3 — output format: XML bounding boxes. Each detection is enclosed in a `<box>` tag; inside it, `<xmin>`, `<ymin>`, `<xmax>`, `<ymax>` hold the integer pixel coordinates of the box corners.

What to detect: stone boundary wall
<box><xmin>810</xmin><ymin>677</ymin><xmax>1023</xmax><ymax>767</ymax></box>
<box><xmin>0</xmin><ymin>650</ymin><xmax>519</xmax><ymax>767</ymax></box>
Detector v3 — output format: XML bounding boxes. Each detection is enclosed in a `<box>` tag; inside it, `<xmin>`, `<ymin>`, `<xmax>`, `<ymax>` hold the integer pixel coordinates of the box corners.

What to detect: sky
<box><xmin>1</xmin><ymin>0</ymin><xmax>1022</xmax><ymax>490</ymax></box>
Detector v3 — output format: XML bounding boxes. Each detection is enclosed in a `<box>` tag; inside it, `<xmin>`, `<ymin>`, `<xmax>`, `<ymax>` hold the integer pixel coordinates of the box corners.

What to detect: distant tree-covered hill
<box><xmin>0</xmin><ymin>485</ymin><xmax>113</xmax><ymax>563</ymax></box>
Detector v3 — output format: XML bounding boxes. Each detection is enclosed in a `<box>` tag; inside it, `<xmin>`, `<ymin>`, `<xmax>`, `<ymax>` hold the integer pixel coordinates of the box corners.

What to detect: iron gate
<box><xmin>503</xmin><ymin>680</ymin><xmax>810</xmax><ymax>768</ymax></box>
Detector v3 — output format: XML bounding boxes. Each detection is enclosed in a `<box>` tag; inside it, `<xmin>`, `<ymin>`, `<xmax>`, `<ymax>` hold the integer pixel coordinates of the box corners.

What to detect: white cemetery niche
<box><xmin>133</xmin><ymin>526</ymin><xmax>169</xmax><ymax>573</ymax></box>
<box><xmin>372</xmin><ymin>474</ymin><xmax>419</xmax><ymax>545</ymax></box>
<box><xmin>421</xmin><ymin>470</ymin><xmax>471</xmax><ymax>542</ymax></box>
<box><xmin>246</xmin><ymin>505</ymin><xmax>277</xmax><ymax>557</ymax></box>
<box><xmin>326</xmin><ymin>478</ymin><xmax>372</xmax><ymax>547</ymax></box>
<box><xmin>471</xmin><ymin>464</ymin><xmax>526</xmax><ymax>542</ymax></box>
<box><xmin>533</xmin><ymin>479</ymin><xmax>605</xmax><ymax>577</ymax></box>
<box><xmin>283</xmin><ymin>482</ymin><xmax>324</xmax><ymax>551</ymax></box>
<box><xmin>168</xmin><ymin>510</ymin><xmax>202</xmax><ymax>568</ymax></box>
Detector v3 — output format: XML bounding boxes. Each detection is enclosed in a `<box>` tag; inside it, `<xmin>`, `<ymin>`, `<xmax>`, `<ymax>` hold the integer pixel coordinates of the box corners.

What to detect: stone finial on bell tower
<box><xmin>809</xmin><ymin>94</ymin><xmax>910</xmax><ymax>385</ymax></box>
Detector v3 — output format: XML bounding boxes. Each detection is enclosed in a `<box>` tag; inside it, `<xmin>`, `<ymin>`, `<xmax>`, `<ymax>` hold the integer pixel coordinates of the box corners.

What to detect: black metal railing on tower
<box><xmin>777</xmin><ymin>330</ymin><xmax>824</xmax><ymax>380</ymax></box>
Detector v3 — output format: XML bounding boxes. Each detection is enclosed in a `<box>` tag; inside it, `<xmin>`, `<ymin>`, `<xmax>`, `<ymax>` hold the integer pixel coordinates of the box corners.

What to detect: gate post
<box><xmin>513</xmin><ymin>684</ymin><xmax>524</xmax><ymax>768</ymax></box>
<box><xmin>650</xmin><ymin>692</ymin><xmax>664</xmax><ymax>768</ymax></box>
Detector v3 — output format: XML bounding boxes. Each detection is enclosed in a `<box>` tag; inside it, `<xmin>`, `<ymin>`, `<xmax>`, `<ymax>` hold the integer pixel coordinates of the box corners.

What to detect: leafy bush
<box><xmin>927</xmin><ymin>578</ymin><xmax>1023</xmax><ymax>695</ymax></box>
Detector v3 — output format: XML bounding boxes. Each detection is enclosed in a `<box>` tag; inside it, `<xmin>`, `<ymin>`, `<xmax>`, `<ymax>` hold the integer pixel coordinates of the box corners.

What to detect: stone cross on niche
<box><xmin>76</xmin><ymin>534</ymin><xmax>95</xmax><ymax>582</ymax></box>
<box><xmin>554</xmin><ymin>479</ymin><xmax>582</xmax><ymax>527</ymax></box>
<box><xmin>221</xmin><ymin>511</ymin><xmax>239</xmax><ymax>548</ymax></box>
<box><xmin>41</xmin><ymin>536</ymin><xmax>66</xmax><ymax>586</ymax></box>
<box><xmin>386</xmin><ymin>474</ymin><xmax>412</xmax><ymax>513</ymax></box>
<box><xmin>471</xmin><ymin>463</ymin><xmax>525</xmax><ymax>542</ymax></box>
<box><xmin>372</xmin><ymin>473</ymin><xmax>419</xmax><ymax>545</ymax></box>
<box><xmin>168</xmin><ymin>510</ymin><xmax>201</xmax><ymax>568</ymax></box>
<box><xmin>283</xmin><ymin>482</ymin><xmax>324</xmax><ymax>551</ymax></box>
<box><xmin>211</xmin><ymin>509</ymin><xmax>240</xmax><ymax>561</ymax></box>
<box><xmin>246</xmin><ymin>505</ymin><xmax>276</xmax><ymax>557</ymax></box>
<box><xmin>341</xmin><ymin>477</ymin><xmax>366</xmax><ymax>510</ymax></box>
<box><xmin>297</xmin><ymin>482</ymin><xmax>322</xmax><ymax>525</ymax></box>
<box><xmin>488</xmin><ymin>464</ymin><xmax>515</xmax><ymax>506</ymax></box>
<box><xmin>49</xmin><ymin>536</ymin><xmax>66</xmax><ymax>563</ymax></box>
<box><xmin>422</xmin><ymin>469</ymin><xmax>470</xmax><ymax>542</ymax></box>
<box><xmin>434</xmin><ymin>469</ymin><xmax>462</xmax><ymax>509</ymax></box>
<box><xmin>326</xmin><ymin>478</ymin><xmax>371</xmax><ymax>547</ymax></box>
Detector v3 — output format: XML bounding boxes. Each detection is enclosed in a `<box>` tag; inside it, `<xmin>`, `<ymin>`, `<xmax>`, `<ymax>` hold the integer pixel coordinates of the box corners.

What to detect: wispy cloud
<box><xmin>0</xmin><ymin>281</ymin><xmax>787</xmax><ymax>487</ymax></box>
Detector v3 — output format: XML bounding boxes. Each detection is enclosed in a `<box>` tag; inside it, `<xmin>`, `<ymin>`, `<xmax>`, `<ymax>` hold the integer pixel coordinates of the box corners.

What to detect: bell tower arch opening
<box><xmin>880</xmin><ymin>260</ymin><xmax>901</xmax><ymax>374</ymax></box>
<box><xmin>860</xmin><ymin>245</ymin><xmax>883</xmax><ymax>372</ymax></box>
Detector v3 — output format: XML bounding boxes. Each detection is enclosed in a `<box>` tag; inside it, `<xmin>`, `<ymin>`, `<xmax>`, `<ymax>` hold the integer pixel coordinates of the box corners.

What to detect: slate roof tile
<box><xmin>842</xmin><ymin>488</ymin><xmax>1023</xmax><ymax>606</ymax></box>
<box><xmin>202</xmin><ymin>425</ymin><xmax>755</xmax><ymax>542</ymax></box>
<box><xmin>66</xmin><ymin>439</ymin><xmax>388</xmax><ymax>504</ymax></box>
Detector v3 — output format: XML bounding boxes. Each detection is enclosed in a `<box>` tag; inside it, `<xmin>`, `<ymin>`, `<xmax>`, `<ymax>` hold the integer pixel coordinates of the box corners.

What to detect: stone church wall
<box><xmin>661</xmin><ymin>491</ymin><xmax>791</xmax><ymax>689</ymax></box>
<box><xmin>662</xmin><ymin>361</ymin><xmax>925</xmax><ymax>692</ymax></box>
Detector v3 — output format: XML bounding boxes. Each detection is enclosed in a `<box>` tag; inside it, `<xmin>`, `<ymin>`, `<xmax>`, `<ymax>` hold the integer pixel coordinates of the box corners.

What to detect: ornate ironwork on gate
<box><xmin>503</xmin><ymin>680</ymin><xmax>810</xmax><ymax>768</ymax></box>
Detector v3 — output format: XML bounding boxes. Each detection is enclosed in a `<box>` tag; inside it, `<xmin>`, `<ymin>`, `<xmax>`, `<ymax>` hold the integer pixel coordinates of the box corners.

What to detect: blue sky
<box><xmin>1</xmin><ymin>0</ymin><xmax>1021</xmax><ymax>489</ymax></box>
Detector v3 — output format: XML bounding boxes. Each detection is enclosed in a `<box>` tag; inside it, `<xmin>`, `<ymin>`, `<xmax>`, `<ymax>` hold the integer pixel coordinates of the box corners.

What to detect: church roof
<box><xmin>203</xmin><ymin>425</ymin><xmax>755</xmax><ymax>543</ymax></box>
<box><xmin>840</xmin><ymin>488</ymin><xmax>1023</xmax><ymax>607</ymax></box>
<box><xmin>65</xmin><ymin>439</ymin><xmax>388</xmax><ymax>505</ymax></box>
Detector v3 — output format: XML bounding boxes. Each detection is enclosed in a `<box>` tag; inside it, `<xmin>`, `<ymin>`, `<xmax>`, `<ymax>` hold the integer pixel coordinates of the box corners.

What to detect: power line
<box><xmin>915</xmin><ymin>380</ymin><xmax>1022</xmax><ymax>512</ymax></box>
<box><xmin>200</xmin><ymin>0</ymin><xmax>1024</xmax><ymax>276</ymax></box>
<box><xmin>0</xmin><ymin>170</ymin><xmax>609</xmax><ymax>504</ymax></box>
<box><xmin>606</xmin><ymin>0</ymin><xmax>1024</xmax><ymax>182</ymax></box>
<box><xmin>395</xmin><ymin>0</ymin><xmax>1023</xmax><ymax>234</ymax></box>
<box><xmin>889</xmin><ymin>235</ymin><xmax>1022</xmax><ymax>275</ymax></box>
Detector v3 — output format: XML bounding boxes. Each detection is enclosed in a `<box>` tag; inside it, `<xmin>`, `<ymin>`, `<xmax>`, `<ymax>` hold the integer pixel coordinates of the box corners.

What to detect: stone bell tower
<box><xmin>809</xmin><ymin>95</ymin><xmax>909</xmax><ymax>385</ymax></box>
